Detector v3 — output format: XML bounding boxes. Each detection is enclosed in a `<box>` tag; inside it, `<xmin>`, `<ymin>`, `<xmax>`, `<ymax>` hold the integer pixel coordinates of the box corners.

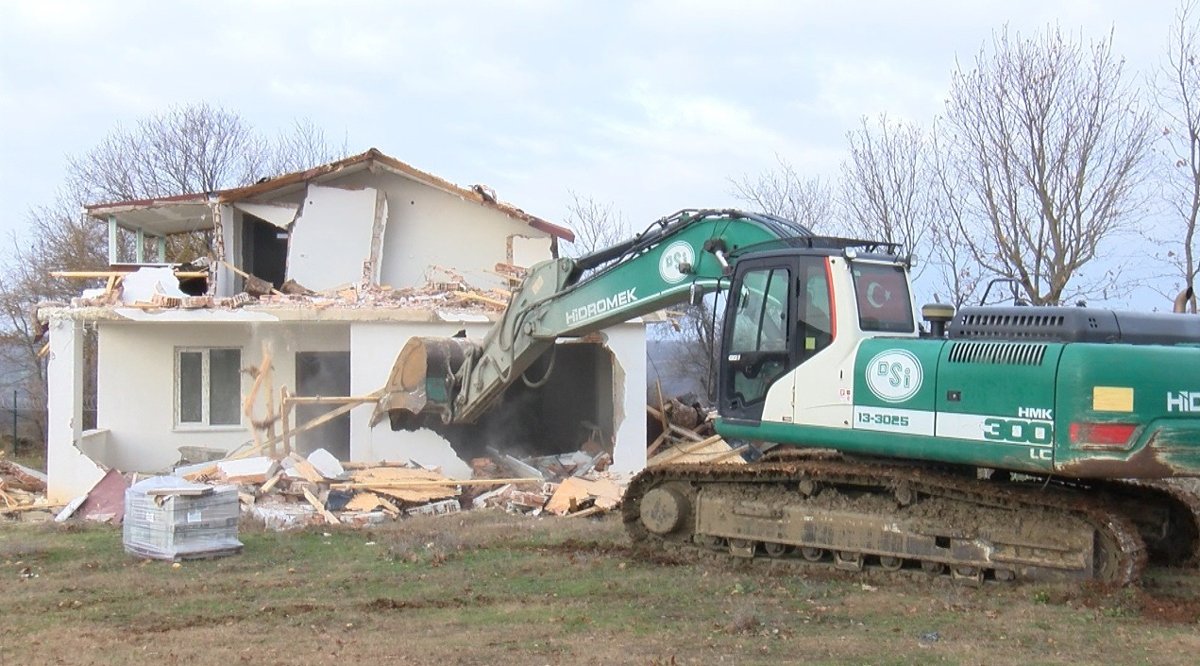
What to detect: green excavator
<box><xmin>372</xmin><ymin>209</ymin><xmax>1200</xmax><ymax>585</ymax></box>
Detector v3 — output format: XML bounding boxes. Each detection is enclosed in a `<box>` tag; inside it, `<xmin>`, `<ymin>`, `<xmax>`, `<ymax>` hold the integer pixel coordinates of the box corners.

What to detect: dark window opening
<box><xmin>295</xmin><ymin>351</ymin><xmax>351</xmax><ymax>459</ymax></box>
<box><xmin>241</xmin><ymin>213</ymin><xmax>289</xmax><ymax>289</ymax></box>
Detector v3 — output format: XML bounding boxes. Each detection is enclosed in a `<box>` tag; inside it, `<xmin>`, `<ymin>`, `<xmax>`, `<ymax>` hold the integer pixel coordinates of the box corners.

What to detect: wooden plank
<box><xmin>646</xmin><ymin>431</ymin><xmax>669</xmax><ymax>458</ymax></box>
<box><xmin>453</xmin><ymin>291</ymin><xmax>508</xmax><ymax>308</ymax></box>
<box><xmin>226</xmin><ymin>389</ymin><xmax>381</xmax><ymax>460</ymax></box>
<box><xmin>50</xmin><ymin>270</ymin><xmax>208</xmax><ymax>279</ymax></box>
<box><xmin>707</xmin><ymin>445</ymin><xmax>750</xmax><ymax>463</ymax></box>
<box><xmin>0</xmin><ymin>504</ymin><xmax>66</xmax><ymax>514</ymax></box>
<box><xmin>565</xmin><ymin>505</ymin><xmax>606</xmax><ymax>519</ymax></box>
<box><xmin>263</xmin><ymin>354</ymin><xmax>277</xmax><ymax>456</ymax></box>
<box><xmin>180</xmin><ymin>465</ymin><xmax>219</xmax><ymax>482</ymax></box>
<box><xmin>331</xmin><ymin>477</ymin><xmax>539</xmax><ymax>489</ymax></box>
<box><xmin>258</xmin><ymin>471</ymin><xmax>284</xmax><ymax>495</ymax></box>
<box><xmin>279</xmin><ymin>386</ymin><xmax>291</xmax><ymax>457</ymax></box>
<box><xmin>648</xmin><ymin>435</ymin><xmax>726</xmax><ymax>466</ymax></box>
<box><xmin>241</xmin><ymin>346</ymin><xmax>272</xmax><ymax>452</ymax></box>
<box><xmin>290</xmin><ymin>456</ymin><xmax>327</xmax><ymax>484</ymax></box>
<box><xmin>302</xmin><ymin>488</ymin><xmax>340</xmax><ymax>525</ymax></box>
<box><xmin>285</xmin><ymin>396</ymin><xmax>380</xmax><ymax>405</ymax></box>
<box><xmin>218</xmin><ymin>260</ymin><xmax>284</xmax><ymax>295</ymax></box>
<box><xmin>668</xmin><ymin>423</ymin><xmax>706</xmax><ymax>442</ymax></box>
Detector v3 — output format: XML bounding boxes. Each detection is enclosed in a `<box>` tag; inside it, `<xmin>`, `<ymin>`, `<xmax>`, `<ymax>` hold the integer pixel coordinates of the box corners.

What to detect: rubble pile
<box><xmin>60</xmin><ymin>262</ymin><xmax>520</xmax><ymax>314</ymax></box>
<box><xmin>24</xmin><ymin>441</ymin><xmax>628</xmax><ymax>532</ymax></box>
<box><xmin>0</xmin><ymin>458</ymin><xmax>53</xmax><ymax>516</ymax></box>
<box><xmin>646</xmin><ymin>396</ymin><xmax>749</xmax><ymax>466</ymax></box>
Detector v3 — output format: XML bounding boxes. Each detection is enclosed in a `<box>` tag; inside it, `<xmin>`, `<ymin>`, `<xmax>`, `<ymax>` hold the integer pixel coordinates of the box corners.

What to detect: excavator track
<box><xmin>1096</xmin><ymin>480</ymin><xmax>1200</xmax><ymax>567</ymax></box>
<box><xmin>623</xmin><ymin>458</ymin><xmax>1148</xmax><ymax>585</ymax></box>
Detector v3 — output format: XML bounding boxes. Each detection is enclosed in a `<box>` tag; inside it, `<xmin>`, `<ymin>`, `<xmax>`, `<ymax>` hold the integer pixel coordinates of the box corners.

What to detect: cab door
<box><xmin>719</xmin><ymin>255</ymin><xmax>833</xmax><ymax>423</ymax></box>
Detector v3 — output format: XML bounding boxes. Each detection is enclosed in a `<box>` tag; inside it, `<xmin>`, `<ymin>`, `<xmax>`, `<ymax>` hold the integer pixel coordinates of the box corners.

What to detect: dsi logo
<box><xmin>865</xmin><ymin>350</ymin><xmax>923</xmax><ymax>403</ymax></box>
<box><xmin>658</xmin><ymin>241</ymin><xmax>695</xmax><ymax>284</ymax></box>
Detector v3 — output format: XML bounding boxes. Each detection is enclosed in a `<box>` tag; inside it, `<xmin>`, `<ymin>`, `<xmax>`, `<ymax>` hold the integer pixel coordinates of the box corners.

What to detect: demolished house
<box><xmin>38</xmin><ymin>148</ymin><xmax>650</xmax><ymax>503</ymax></box>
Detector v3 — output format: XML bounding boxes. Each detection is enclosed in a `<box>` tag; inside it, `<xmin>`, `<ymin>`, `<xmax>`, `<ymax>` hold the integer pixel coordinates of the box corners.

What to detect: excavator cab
<box><xmin>719</xmin><ymin>250</ymin><xmax>837</xmax><ymax>423</ymax></box>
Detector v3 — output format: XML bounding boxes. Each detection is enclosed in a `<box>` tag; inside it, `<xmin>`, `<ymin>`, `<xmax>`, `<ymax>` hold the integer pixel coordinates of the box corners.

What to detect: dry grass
<box><xmin>1</xmin><ymin>513</ymin><xmax>1199</xmax><ymax>665</ymax></box>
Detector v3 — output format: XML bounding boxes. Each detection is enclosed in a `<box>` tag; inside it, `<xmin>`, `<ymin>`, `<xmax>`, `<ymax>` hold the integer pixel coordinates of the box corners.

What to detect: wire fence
<box><xmin>1</xmin><ymin>390</ymin><xmax>47</xmax><ymax>452</ymax></box>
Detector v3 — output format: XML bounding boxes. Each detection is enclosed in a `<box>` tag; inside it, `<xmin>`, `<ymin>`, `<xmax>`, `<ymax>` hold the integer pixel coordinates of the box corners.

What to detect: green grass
<box><xmin>1</xmin><ymin>513</ymin><xmax>1199</xmax><ymax>665</ymax></box>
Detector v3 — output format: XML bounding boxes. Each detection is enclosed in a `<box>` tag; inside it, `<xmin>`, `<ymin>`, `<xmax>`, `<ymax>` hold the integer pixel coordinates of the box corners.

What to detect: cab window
<box><xmin>852</xmin><ymin>263</ymin><xmax>914</xmax><ymax>333</ymax></box>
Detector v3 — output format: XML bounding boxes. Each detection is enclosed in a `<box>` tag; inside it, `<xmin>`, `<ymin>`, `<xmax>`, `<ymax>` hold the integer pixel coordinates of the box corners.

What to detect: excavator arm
<box><xmin>370</xmin><ymin>209</ymin><xmax>811</xmax><ymax>430</ymax></box>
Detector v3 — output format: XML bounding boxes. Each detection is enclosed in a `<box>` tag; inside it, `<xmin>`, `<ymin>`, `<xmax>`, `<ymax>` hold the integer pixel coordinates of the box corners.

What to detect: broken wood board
<box><xmin>341</xmin><ymin>467</ymin><xmax>459</xmax><ymax>504</ymax></box>
<box><xmin>544</xmin><ymin>477</ymin><xmax>624</xmax><ymax>516</ymax></box>
<box><xmin>288</xmin><ymin>456</ymin><xmax>327</xmax><ymax>484</ymax></box>
<box><xmin>647</xmin><ymin>436</ymin><xmax>747</xmax><ymax>467</ymax></box>
<box><xmin>302</xmin><ymin>488</ymin><xmax>341</xmax><ymax>525</ymax></box>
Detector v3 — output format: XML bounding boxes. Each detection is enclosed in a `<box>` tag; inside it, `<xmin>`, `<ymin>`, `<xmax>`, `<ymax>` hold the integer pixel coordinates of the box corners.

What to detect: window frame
<box><xmin>174</xmin><ymin>346</ymin><xmax>244</xmax><ymax>430</ymax></box>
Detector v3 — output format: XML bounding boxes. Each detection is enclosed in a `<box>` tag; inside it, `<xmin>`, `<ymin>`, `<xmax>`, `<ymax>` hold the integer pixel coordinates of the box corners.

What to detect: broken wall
<box><xmin>46</xmin><ymin>318</ymin><xmax>106</xmax><ymax>502</ymax></box>
<box><xmin>286</xmin><ymin>184</ymin><xmax>380</xmax><ymax>290</ymax></box>
<box><xmin>350</xmin><ymin>320</ymin><xmax>493</xmax><ymax>478</ymax></box>
<box><xmin>350</xmin><ymin>320</ymin><xmax>647</xmax><ymax>477</ymax></box>
<box><xmin>95</xmin><ymin>320</ymin><xmax>350</xmax><ymax>472</ymax></box>
<box><xmin>332</xmin><ymin>169</ymin><xmax>555</xmax><ymax>287</ymax></box>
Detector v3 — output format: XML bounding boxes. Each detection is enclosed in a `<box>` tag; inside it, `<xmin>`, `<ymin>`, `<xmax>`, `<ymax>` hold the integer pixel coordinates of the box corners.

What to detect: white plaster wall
<box><xmin>332</xmin><ymin>170</ymin><xmax>556</xmax><ymax>289</ymax></box>
<box><xmin>45</xmin><ymin>319</ymin><xmax>105</xmax><ymax>502</ymax></box>
<box><xmin>349</xmin><ymin>321</ymin><xmax>494</xmax><ymax>478</ymax></box>
<box><xmin>288</xmin><ymin>184</ymin><xmax>379</xmax><ymax>290</ymax></box>
<box><xmin>604</xmin><ymin>322</ymin><xmax>648</xmax><ymax>474</ymax></box>
<box><xmin>95</xmin><ymin>321</ymin><xmax>349</xmax><ymax>472</ymax></box>
<box><xmin>216</xmin><ymin>204</ymin><xmax>238</xmax><ymax>298</ymax></box>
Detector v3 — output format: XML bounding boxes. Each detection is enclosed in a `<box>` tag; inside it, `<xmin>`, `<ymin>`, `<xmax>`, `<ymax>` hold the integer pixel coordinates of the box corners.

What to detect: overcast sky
<box><xmin>0</xmin><ymin>0</ymin><xmax>1187</xmax><ymax>301</ymax></box>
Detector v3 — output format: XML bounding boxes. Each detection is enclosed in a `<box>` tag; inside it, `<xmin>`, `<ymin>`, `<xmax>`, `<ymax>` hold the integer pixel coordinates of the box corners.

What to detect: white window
<box><xmin>175</xmin><ymin>347</ymin><xmax>242</xmax><ymax>427</ymax></box>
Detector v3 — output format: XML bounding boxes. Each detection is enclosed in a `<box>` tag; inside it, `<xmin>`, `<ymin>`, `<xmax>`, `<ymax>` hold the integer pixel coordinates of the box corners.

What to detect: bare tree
<box><xmin>840</xmin><ymin>114</ymin><xmax>936</xmax><ymax>279</ymax></box>
<box><xmin>0</xmin><ymin>104</ymin><xmax>346</xmax><ymax>451</ymax></box>
<box><xmin>560</xmin><ymin>191</ymin><xmax>629</xmax><ymax>258</ymax></box>
<box><xmin>266</xmin><ymin>118</ymin><xmax>350</xmax><ymax>177</ymax></box>
<box><xmin>941</xmin><ymin>26</ymin><xmax>1155</xmax><ymax>305</ymax></box>
<box><xmin>927</xmin><ymin>121</ymin><xmax>988</xmax><ymax>307</ymax></box>
<box><xmin>1154</xmin><ymin>0</ymin><xmax>1200</xmax><ymax>312</ymax></box>
<box><xmin>729</xmin><ymin>155</ymin><xmax>839</xmax><ymax>233</ymax></box>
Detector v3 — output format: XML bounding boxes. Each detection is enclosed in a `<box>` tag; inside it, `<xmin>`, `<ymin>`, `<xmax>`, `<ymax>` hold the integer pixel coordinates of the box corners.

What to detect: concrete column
<box><xmin>156</xmin><ymin>235</ymin><xmax>167</xmax><ymax>262</ymax></box>
<box><xmin>608</xmin><ymin>322</ymin><xmax>648</xmax><ymax>475</ymax></box>
<box><xmin>45</xmin><ymin>318</ymin><xmax>105</xmax><ymax>502</ymax></box>
<box><xmin>107</xmin><ymin>216</ymin><xmax>118</xmax><ymax>265</ymax></box>
<box><xmin>135</xmin><ymin>228</ymin><xmax>145</xmax><ymax>263</ymax></box>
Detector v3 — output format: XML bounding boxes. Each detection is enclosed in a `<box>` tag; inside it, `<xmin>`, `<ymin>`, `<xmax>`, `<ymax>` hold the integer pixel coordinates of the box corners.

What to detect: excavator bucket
<box><xmin>369</xmin><ymin>336</ymin><xmax>477</xmax><ymax>430</ymax></box>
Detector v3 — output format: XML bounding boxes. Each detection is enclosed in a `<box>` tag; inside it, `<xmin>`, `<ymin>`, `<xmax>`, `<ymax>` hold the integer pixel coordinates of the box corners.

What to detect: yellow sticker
<box><xmin>805</xmin><ymin>337</ymin><xmax>816</xmax><ymax>351</ymax></box>
<box><xmin>1093</xmin><ymin>386</ymin><xmax>1134</xmax><ymax>412</ymax></box>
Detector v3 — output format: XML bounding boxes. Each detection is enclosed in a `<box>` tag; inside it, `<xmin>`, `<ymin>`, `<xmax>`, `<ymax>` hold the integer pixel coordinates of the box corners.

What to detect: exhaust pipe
<box><xmin>369</xmin><ymin>336</ymin><xmax>479</xmax><ymax>430</ymax></box>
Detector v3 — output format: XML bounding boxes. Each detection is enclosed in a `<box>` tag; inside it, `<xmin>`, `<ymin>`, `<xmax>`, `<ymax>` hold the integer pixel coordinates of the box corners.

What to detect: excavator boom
<box><xmin>370</xmin><ymin>209</ymin><xmax>811</xmax><ymax>430</ymax></box>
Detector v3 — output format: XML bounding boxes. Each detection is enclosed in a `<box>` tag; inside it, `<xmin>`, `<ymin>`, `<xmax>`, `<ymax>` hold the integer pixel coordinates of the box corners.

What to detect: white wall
<box><xmin>45</xmin><ymin>319</ymin><xmax>105</xmax><ymax>502</ymax></box>
<box><xmin>96</xmin><ymin>320</ymin><xmax>349</xmax><ymax>472</ymax></box>
<box><xmin>333</xmin><ymin>170</ymin><xmax>556</xmax><ymax>288</ymax></box>
<box><xmin>287</xmin><ymin>184</ymin><xmax>379</xmax><ymax>290</ymax></box>
<box><xmin>604</xmin><ymin>322</ymin><xmax>648</xmax><ymax>474</ymax></box>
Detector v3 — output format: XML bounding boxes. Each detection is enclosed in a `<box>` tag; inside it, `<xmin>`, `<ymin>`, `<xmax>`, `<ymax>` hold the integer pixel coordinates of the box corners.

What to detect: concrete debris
<box><xmin>56</xmin><ymin>261</ymin><xmax>514</xmax><ymax>314</ymax></box>
<box><xmin>306</xmin><ymin>448</ymin><xmax>346</xmax><ymax>480</ymax></box>
<box><xmin>97</xmin><ymin>441</ymin><xmax>630</xmax><ymax>530</ymax></box>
